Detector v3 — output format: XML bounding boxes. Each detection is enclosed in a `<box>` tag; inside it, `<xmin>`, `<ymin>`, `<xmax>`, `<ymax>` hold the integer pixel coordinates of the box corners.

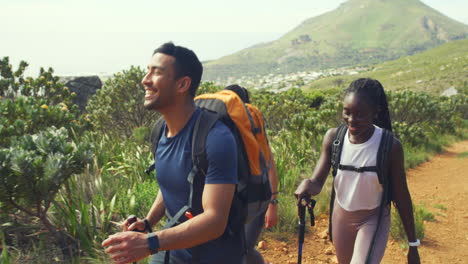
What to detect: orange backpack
<box><xmin>147</xmin><ymin>90</ymin><xmax>272</xmax><ymax>231</ymax></box>
<box><xmin>194</xmin><ymin>90</ymin><xmax>272</xmax><ymax>225</ymax></box>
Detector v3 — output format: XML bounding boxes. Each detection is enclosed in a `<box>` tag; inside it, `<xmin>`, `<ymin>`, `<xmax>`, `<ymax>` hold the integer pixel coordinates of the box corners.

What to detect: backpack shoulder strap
<box><xmin>164</xmin><ymin>110</ymin><xmax>219</xmax><ymax>227</ymax></box>
<box><xmin>331</xmin><ymin>124</ymin><xmax>347</xmax><ymax>177</ymax></box>
<box><xmin>376</xmin><ymin>128</ymin><xmax>394</xmax><ymax>202</ymax></box>
<box><xmin>376</xmin><ymin>128</ymin><xmax>393</xmax><ymax>184</ymax></box>
<box><xmin>365</xmin><ymin>128</ymin><xmax>394</xmax><ymax>263</ymax></box>
<box><xmin>145</xmin><ymin>117</ymin><xmax>165</xmax><ymax>174</ymax></box>
<box><xmin>150</xmin><ymin>117</ymin><xmax>165</xmax><ymax>157</ymax></box>
<box><xmin>328</xmin><ymin>123</ymin><xmax>346</xmax><ymax>242</ymax></box>
<box><xmin>192</xmin><ymin>110</ymin><xmax>220</xmax><ymax>175</ymax></box>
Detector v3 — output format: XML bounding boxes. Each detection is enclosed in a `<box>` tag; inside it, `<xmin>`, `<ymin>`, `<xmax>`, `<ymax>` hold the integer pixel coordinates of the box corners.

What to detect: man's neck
<box><xmin>161</xmin><ymin>100</ymin><xmax>197</xmax><ymax>138</ymax></box>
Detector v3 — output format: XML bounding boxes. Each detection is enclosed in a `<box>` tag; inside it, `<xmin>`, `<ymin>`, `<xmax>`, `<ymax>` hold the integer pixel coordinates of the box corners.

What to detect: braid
<box><xmin>345</xmin><ymin>78</ymin><xmax>392</xmax><ymax>131</ymax></box>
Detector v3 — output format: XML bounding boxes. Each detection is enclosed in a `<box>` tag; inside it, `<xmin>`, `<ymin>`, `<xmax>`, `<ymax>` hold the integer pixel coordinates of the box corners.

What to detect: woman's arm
<box><xmin>389</xmin><ymin>138</ymin><xmax>420</xmax><ymax>264</ymax></box>
<box><xmin>294</xmin><ymin>127</ymin><xmax>337</xmax><ymax>200</ymax></box>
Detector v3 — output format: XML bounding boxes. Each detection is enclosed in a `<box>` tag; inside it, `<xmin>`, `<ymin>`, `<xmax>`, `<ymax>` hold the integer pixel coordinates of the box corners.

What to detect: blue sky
<box><xmin>1</xmin><ymin>0</ymin><xmax>467</xmax><ymax>76</ymax></box>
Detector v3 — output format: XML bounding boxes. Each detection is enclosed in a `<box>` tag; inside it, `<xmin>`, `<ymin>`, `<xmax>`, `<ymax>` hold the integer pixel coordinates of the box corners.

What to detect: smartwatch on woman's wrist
<box><xmin>408</xmin><ymin>239</ymin><xmax>420</xmax><ymax>247</ymax></box>
<box><xmin>270</xmin><ymin>198</ymin><xmax>279</xmax><ymax>205</ymax></box>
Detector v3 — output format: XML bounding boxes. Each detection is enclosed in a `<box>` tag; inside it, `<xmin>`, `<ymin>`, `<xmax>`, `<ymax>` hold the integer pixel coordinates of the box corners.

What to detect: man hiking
<box><xmin>102</xmin><ymin>42</ymin><xmax>244</xmax><ymax>264</ymax></box>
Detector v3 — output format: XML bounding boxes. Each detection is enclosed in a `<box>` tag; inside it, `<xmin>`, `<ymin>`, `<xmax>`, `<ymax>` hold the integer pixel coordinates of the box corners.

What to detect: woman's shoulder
<box><xmin>322</xmin><ymin>126</ymin><xmax>341</xmax><ymax>147</ymax></box>
<box><xmin>390</xmin><ymin>134</ymin><xmax>404</xmax><ymax>156</ymax></box>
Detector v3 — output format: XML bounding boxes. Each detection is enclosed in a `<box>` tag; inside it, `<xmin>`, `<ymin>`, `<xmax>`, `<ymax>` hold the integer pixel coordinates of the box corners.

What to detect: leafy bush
<box><xmin>86</xmin><ymin>66</ymin><xmax>159</xmax><ymax>137</ymax></box>
<box><xmin>0</xmin><ymin>57</ymin><xmax>93</xmax><ymax>258</ymax></box>
<box><xmin>388</xmin><ymin>90</ymin><xmax>457</xmax><ymax>146</ymax></box>
<box><xmin>252</xmin><ymin>88</ymin><xmax>327</xmax><ymax>134</ymax></box>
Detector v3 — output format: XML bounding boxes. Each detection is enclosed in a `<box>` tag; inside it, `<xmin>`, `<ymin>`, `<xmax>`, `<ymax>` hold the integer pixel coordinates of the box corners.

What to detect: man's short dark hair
<box><xmin>154</xmin><ymin>42</ymin><xmax>203</xmax><ymax>97</ymax></box>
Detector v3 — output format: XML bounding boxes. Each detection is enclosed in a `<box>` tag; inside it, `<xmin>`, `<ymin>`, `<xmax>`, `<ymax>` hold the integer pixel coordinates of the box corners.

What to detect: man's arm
<box><xmin>102</xmin><ymin>184</ymin><xmax>235</xmax><ymax>263</ymax></box>
<box><xmin>154</xmin><ymin>183</ymin><xmax>235</xmax><ymax>250</ymax></box>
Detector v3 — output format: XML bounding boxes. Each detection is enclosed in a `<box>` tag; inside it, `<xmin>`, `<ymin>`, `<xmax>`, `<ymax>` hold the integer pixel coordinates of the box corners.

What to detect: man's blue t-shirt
<box><xmin>152</xmin><ymin>108</ymin><xmax>243</xmax><ymax>264</ymax></box>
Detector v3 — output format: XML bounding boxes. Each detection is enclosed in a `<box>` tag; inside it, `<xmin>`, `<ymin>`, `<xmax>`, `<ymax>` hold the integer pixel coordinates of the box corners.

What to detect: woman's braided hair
<box><xmin>344</xmin><ymin>78</ymin><xmax>392</xmax><ymax>132</ymax></box>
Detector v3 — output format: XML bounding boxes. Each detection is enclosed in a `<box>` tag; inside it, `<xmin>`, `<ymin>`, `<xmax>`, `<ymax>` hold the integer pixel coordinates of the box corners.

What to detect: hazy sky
<box><xmin>1</xmin><ymin>0</ymin><xmax>468</xmax><ymax>76</ymax></box>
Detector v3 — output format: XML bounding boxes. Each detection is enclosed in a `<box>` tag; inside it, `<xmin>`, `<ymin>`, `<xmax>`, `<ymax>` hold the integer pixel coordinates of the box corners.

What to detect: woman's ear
<box><xmin>374</xmin><ymin>106</ymin><xmax>381</xmax><ymax>119</ymax></box>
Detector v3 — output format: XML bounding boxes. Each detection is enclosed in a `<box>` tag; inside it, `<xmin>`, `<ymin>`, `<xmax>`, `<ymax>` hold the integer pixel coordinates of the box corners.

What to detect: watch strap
<box><xmin>143</xmin><ymin>218</ymin><xmax>153</xmax><ymax>233</ymax></box>
<box><xmin>147</xmin><ymin>233</ymin><xmax>159</xmax><ymax>254</ymax></box>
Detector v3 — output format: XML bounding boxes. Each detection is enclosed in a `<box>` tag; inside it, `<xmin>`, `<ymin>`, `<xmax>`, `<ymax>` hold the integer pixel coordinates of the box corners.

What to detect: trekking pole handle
<box><xmin>126</xmin><ymin>215</ymin><xmax>139</xmax><ymax>264</ymax></box>
<box><xmin>298</xmin><ymin>198</ymin><xmax>307</xmax><ymax>243</ymax></box>
<box><xmin>299</xmin><ymin>198</ymin><xmax>307</xmax><ymax>223</ymax></box>
<box><xmin>126</xmin><ymin>215</ymin><xmax>144</xmax><ymax>233</ymax></box>
<box><xmin>308</xmin><ymin>199</ymin><xmax>316</xmax><ymax>227</ymax></box>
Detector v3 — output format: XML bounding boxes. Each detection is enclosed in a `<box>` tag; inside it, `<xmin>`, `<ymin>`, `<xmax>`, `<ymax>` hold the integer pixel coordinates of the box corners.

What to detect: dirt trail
<box><xmin>260</xmin><ymin>140</ymin><xmax>468</xmax><ymax>264</ymax></box>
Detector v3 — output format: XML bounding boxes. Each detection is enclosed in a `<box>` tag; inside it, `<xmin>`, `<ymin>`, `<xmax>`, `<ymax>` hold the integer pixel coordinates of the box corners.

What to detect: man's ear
<box><xmin>177</xmin><ymin>76</ymin><xmax>192</xmax><ymax>94</ymax></box>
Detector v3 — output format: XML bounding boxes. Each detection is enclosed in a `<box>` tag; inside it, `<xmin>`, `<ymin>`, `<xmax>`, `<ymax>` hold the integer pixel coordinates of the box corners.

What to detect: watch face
<box><xmin>147</xmin><ymin>233</ymin><xmax>160</xmax><ymax>254</ymax></box>
<box><xmin>270</xmin><ymin>198</ymin><xmax>278</xmax><ymax>205</ymax></box>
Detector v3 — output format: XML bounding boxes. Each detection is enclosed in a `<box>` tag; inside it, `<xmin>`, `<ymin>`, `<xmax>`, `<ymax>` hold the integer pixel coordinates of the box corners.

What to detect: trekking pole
<box><xmin>298</xmin><ymin>198</ymin><xmax>317</xmax><ymax>264</ymax></box>
<box><xmin>298</xmin><ymin>198</ymin><xmax>307</xmax><ymax>264</ymax></box>
<box><xmin>126</xmin><ymin>215</ymin><xmax>139</xmax><ymax>264</ymax></box>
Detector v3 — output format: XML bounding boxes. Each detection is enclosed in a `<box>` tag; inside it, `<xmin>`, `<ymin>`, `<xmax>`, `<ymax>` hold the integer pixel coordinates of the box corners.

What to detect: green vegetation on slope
<box><xmin>204</xmin><ymin>0</ymin><xmax>468</xmax><ymax>80</ymax></box>
<box><xmin>303</xmin><ymin>38</ymin><xmax>468</xmax><ymax>95</ymax></box>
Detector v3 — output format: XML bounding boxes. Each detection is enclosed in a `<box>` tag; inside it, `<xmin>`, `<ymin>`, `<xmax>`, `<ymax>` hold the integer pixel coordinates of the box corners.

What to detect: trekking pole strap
<box><xmin>145</xmin><ymin>164</ymin><xmax>156</xmax><ymax>175</ymax></box>
<box><xmin>308</xmin><ymin>199</ymin><xmax>316</xmax><ymax>227</ymax></box>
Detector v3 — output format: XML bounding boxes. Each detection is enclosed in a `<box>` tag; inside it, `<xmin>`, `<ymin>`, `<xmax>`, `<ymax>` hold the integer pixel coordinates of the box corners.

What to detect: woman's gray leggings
<box><xmin>331</xmin><ymin>201</ymin><xmax>390</xmax><ymax>264</ymax></box>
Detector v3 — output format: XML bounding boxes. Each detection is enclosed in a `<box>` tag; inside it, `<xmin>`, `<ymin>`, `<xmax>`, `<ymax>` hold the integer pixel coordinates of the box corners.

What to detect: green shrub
<box><xmin>86</xmin><ymin>66</ymin><xmax>159</xmax><ymax>137</ymax></box>
<box><xmin>0</xmin><ymin>57</ymin><xmax>93</xmax><ymax>259</ymax></box>
<box><xmin>114</xmin><ymin>180</ymin><xmax>159</xmax><ymax>223</ymax></box>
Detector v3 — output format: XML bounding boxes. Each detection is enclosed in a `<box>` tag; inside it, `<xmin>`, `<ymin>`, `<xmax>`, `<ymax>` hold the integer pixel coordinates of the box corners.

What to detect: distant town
<box><xmin>207</xmin><ymin>66</ymin><xmax>368</xmax><ymax>92</ymax></box>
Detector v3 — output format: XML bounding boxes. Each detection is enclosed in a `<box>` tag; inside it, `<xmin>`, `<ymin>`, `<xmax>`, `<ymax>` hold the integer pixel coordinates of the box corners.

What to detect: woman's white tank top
<box><xmin>334</xmin><ymin>125</ymin><xmax>383</xmax><ymax>211</ymax></box>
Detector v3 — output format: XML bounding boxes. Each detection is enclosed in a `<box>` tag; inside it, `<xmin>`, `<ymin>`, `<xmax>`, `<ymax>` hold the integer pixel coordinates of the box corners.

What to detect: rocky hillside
<box><xmin>203</xmin><ymin>0</ymin><xmax>468</xmax><ymax>81</ymax></box>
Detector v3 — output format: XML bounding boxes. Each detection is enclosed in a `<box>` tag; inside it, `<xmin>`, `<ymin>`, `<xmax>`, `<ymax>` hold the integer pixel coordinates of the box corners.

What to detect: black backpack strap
<box><xmin>145</xmin><ymin>117</ymin><xmax>165</xmax><ymax>175</ymax></box>
<box><xmin>328</xmin><ymin>124</ymin><xmax>347</xmax><ymax>242</ymax></box>
<box><xmin>376</xmin><ymin>129</ymin><xmax>394</xmax><ymax>185</ymax></box>
<box><xmin>338</xmin><ymin>165</ymin><xmax>378</xmax><ymax>173</ymax></box>
<box><xmin>244</xmin><ymin>104</ymin><xmax>261</xmax><ymax>135</ymax></box>
<box><xmin>190</xmin><ymin>110</ymin><xmax>219</xmax><ymax>264</ymax></box>
<box><xmin>162</xmin><ymin>110</ymin><xmax>219</xmax><ymax>264</ymax></box>
<box><xmin>163</xmin><ymin>111</ymin><xmax>218</xmax><ymax>226</ymax></box>
<box><xmin>192</xmin><ymin>110</ymin><xmax>219</xmax><ymax>178</ymax></box>
<box><xmin>331</xmin><ymin>124</ymin><xmax>347</xmax><ymax>177</ymax></box>
<box><xmin>365</xmin><ymin>128</ymin><xmax>394</xmax><ymax>264</ymax></box>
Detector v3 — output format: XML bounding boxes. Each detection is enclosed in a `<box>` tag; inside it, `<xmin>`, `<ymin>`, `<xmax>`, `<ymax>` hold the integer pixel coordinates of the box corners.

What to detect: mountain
<box><xmin>304</xmin><ymin>38</ymin><xmax>468</xmax><ymax>95</ymax></box>
<box><xmin>203</xmin><ymin>0</ymin><xmax>468</xmax><ymax>81</ymax></box>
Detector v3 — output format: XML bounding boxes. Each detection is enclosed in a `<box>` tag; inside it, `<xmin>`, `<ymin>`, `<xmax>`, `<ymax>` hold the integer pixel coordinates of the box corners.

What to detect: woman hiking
<box><xmin>295</xmin><ymin>78</ymin><xmax>421</xmax><ymax>264</ymax></box>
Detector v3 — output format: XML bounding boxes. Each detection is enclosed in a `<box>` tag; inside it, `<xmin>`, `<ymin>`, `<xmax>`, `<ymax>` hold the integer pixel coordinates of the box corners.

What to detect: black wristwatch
<box><xmin>270</xmin><ymin>198</ymin><xmax>279</xmax><ymax>205</ymax></box>
<box><xmin>143</xmin><ymin>218</ymin><xmax>153</xmax><ymax>233</ymax></box>
<box><xmin>147</xmin><ymin>233</ymin><xmax>159</xmax><ymax>255</ymax></box>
